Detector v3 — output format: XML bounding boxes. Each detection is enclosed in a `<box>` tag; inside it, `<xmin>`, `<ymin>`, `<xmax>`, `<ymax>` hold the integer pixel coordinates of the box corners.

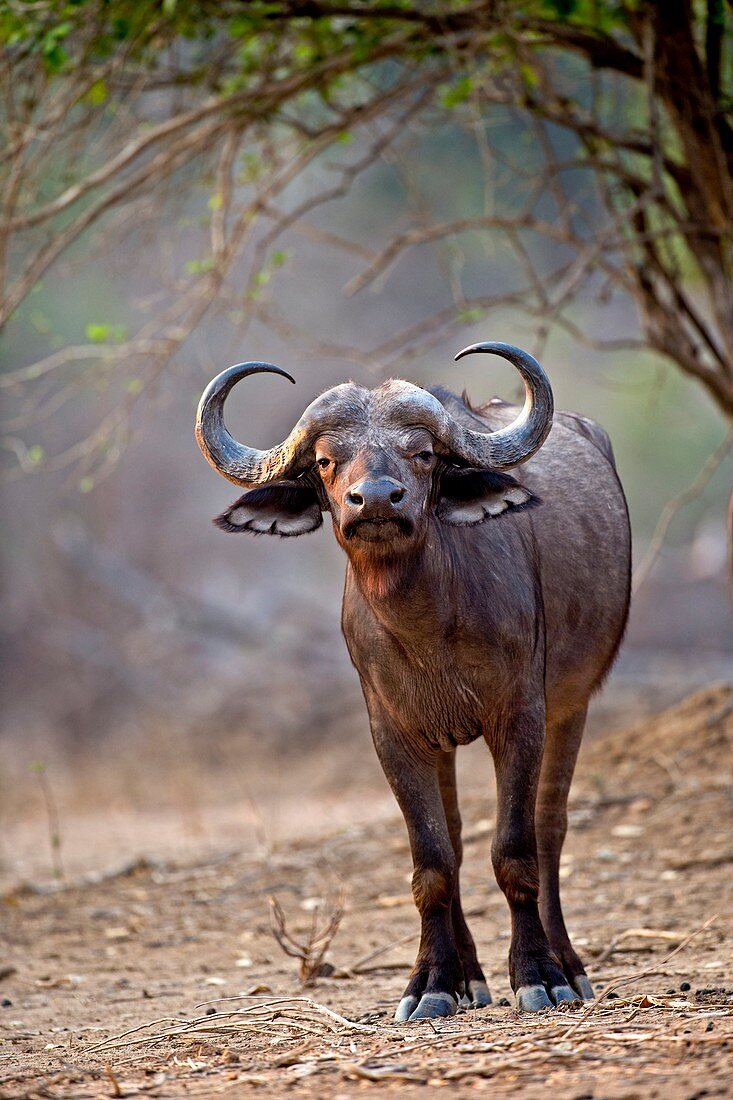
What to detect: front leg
<box><xmin>436</xmin><ymin>750</ymin><xmax>492</xmax><ymax>1009</ymax></box>
<box><xmin>368</xmin><ymin>700</ymin><xmax>463</xmax><ymax>1022</ymax></box>
<box><xmin>489</xmin><ymin>698</ymin><xmax>581</xmax><ymax>1012</ymax></box>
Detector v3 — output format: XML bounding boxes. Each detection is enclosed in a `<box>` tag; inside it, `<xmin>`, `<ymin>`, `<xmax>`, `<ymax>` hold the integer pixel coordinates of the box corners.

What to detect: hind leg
<box><xmin>535</xmin><ymin>706</ymin><xmax>594</xmax><ymax>1001</ymax></box>
<box><xmin>436</xmin><ymin>750</ymin><xmax>492</xmax><ymax>1009</ymax></box>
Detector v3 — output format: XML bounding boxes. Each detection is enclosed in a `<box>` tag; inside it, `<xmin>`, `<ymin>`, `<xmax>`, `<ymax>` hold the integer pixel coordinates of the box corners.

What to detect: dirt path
<box><xmin>2</xmin><ymin>685</ymin><xmax>732</xmax><ymax>1098</ymax></box>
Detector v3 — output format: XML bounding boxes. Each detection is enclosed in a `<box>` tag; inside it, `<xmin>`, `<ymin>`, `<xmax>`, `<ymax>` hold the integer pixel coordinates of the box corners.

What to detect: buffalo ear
<box><xmin>215</xmin><ymin>483</ymin><xmax>323</xmax><ymax>537</ymax></box>
<box><xmin>437</xmin><ymin>468</ymin><xmax>539</xmax><ymax>526</ymax></box>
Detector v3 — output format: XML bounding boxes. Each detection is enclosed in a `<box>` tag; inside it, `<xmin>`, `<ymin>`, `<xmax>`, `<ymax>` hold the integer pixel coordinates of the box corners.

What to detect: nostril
<box><xmin>347</xmin><ymin>491</ymin><xmax>364</xmax><ymax>507</ymax></box>
<box><xmin>390</xmin><ymin>486</ymin><xmax>405</xmax><ymax>504</ymax></box>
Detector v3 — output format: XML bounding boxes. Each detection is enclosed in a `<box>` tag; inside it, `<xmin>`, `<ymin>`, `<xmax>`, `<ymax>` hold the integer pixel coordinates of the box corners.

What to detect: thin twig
<box><xmin>560</xmin><ymin>914</ymin><xmax>719</xmax><ymax>1040</ymax></box>
<box><xmin>269</xmin><ymin>893</ymin><xmax>345</xmax><ymax>985</ymax></box>
<box><xmin>633</xmin><ymin>429</ymin><xmax>733</xmax><ymax>591</ymax></box>
<box><xmin>30</xmin><ymin>762</ymin><xmax>64</xmax><ymax>881</ymax></box>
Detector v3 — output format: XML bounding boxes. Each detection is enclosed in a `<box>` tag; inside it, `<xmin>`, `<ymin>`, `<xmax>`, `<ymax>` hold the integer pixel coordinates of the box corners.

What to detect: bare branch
<box><xmin>269</xmin><ymin>893</ymin><xmax>345</xmax><ymax>986</ymax></box>
<box><xmin>633</xmin><ymin>427</ymin><xmax>733</xmax><ymax>591</ymax></box>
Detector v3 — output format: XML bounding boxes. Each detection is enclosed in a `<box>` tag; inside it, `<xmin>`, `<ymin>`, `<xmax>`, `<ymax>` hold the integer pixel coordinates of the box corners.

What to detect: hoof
<box><xmin>407</xmin><ymin>992</ymin><xmax>458</xmax><ymax>1021</ymax></box>
<box><xmin>573</xmin><ymin>974</ymin><xmax>595</xmax><ymax>1001</ymax></box>
<box><xmin>551</xmin><ymin>984</ymin><xmax>582</xmax><ymax>1007</ymax></box>
<box><xmin>394</xmin><ymin>996</ymin><xmax>419</xmax><ymax>1022</ymax></box>
<box><xmin>516</xmin><ymin>984</ymin><xmax>552</xmax><ymax>1013</ymax></box>
<box><xmin>467</xmin><ymin>979</ymin><xmax>492</xmax><ymax>1008</ymax></box>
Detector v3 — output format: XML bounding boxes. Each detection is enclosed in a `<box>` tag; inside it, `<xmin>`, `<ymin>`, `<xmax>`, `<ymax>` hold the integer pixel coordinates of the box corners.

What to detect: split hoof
<box><xmin>516</xmin><ymin>984</ymin><xmax>553</xmax><ymax>1012</ymax></box>
<box><xmin>397</xmin><ymin>992</ymin><xmax>458</xmax><ymax>1022</ymax></box>
<box><xmin>467</xmin><ymin>979</ymin><xmax>492</xmax><ymax>1008</ymax></box>
<box><xmin>516</xmin><ymin>982</ymin><xmax>583</xmax><ymax>1012</ymax></box>
<box><xmin>551</xmin><ymin>984</ymin><xmax>582</xmax><ymax>1007</ymax></box>
<box><xmin>573</xmin><ymin>974</ymin><xmax>595</xmax><ymax>1001</ymax></box>
<box><xmin>394</xmin><ymin>996</ymin><xmax>419</xmax><ymax>1022</ymax></box>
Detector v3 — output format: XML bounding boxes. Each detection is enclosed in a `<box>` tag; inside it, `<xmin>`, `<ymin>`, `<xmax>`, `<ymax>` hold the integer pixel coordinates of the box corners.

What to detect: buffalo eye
<box><xmin>413</xmin><ymin>450</ymin><xmax>433</xmax><ymax>463</ymax></box>
<box><xmin>316</xmin><ymin>457</ymin><xmax>331</xmax><ymax>469</ymax></box>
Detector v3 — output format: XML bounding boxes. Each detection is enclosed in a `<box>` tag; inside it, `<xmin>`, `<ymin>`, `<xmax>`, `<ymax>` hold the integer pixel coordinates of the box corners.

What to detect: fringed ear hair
<box><xmin>215</xmin><ymin>484</ymin><xmax>323</xmax><ymax>537</ymax></box>
<box><xmin>437</xmin><ymin>469</ymin><xmax>540</xmax><ymax>526</ymax></box>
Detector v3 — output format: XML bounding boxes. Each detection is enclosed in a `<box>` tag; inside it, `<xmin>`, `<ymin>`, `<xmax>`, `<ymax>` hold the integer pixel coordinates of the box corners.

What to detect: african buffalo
<box><xmin>196</xmin><ymin>342</ymin><xmax>631</xmax><ymax>1020</ymax></box>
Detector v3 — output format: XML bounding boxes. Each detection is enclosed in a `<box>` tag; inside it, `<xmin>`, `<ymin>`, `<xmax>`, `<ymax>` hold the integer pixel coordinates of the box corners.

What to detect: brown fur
<box><xmin>216</xmin><ymin>383</ymin><xmax>631</xmax><ymax>1013</ymax></box>
<box><xmin>412</xmin><ymin>867</ymin><xmax>453</xmax><ymax>913</ymax></box>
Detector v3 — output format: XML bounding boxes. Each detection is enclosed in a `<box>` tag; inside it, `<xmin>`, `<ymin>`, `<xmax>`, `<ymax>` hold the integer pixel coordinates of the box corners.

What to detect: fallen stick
<box><xmin>561</xmin><ymin>914</ymin><xmax>719</xmax><ymax>1040</ymax></box>
<box><xmin>88</xmin><ymin>995</ymin><xmax>378</xmax><ymax>1055</ymax></box>
<box><xmin>346</xmin><ymin>929</ymin><xmax>418</xmax><ymax>974</ymax></box>
<box><xmin>595</xmin><ymin>926</ymin><xmax>686</xmax><ymax>965</ymax></box>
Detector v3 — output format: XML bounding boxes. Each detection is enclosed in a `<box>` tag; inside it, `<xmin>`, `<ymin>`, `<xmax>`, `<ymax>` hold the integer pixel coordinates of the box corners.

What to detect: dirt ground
<box><xmin>1</xmin><ymin>684</ymin><xmax>732</xmax><ymax>1099</ymax></box>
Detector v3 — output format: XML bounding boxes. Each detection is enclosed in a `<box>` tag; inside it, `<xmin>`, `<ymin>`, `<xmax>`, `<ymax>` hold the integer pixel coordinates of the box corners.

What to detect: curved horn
<box><xmin>196</xmin><ymin>361</ymin><xmax>363</xmax><ymax>487</ymax></box>
<box><xmin>383</xmin><ymin>343</ymin><xmax>553</xmax><ymax>470</ymax></box>
<box><xmin>194</xmin><ymin>359</ymin><xmax>337</xmax><ymax>489</ymax></box>
<box><xmin>196</xmin><ymin>362</ymin><xmax>297</xmax><ymax>487</ymax></box>
<box><xmin>451</xmin><ymin>342</ymin><xmax>554</xmax><ymax>468</ymax></box>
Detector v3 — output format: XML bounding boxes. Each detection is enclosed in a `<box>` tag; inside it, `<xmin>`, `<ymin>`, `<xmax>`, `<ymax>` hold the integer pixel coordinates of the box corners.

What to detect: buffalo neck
<box><xmin>345</xmin><ymin>521</ymin><xmax>465</xmax><ymax>648</ymax></box>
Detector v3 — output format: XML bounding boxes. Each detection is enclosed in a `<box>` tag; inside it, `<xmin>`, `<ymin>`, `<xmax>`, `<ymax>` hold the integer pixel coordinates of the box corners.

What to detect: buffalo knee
<box><xmin>411</xmin><ymin>862</ymin><xmax>455</xmax><ymax>914</ymax></box>
<box><xmin>492</xmin><ymin>842</ymin><xmax>539</xmax><ymax>907</ymax></box>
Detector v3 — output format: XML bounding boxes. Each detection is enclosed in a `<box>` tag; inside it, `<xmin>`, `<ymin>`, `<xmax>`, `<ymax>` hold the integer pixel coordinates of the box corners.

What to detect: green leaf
<box><xmin>85</xmin><ymin>322</ymin><xmax>126</xmax><ymax>343</ymax></box>
<box><xmin>293</xmin><ymin>42</ymin><xmax>315</xmax><ymax>64</ymax></box>
<box><xmin>458</xmin><ymin>307</ymin><xmax>486</xmax><ymax>324</ymax></box>
<box><xmin>42</xmin><ymin>43</ymin><xmax>69</xmax><ymax>73</ymax></box>
<box><xmin>85</xmin><ymin>323</ymin><xmax>112</xmax><ymax>343</ymax></box>
<box><xmin>438</xmin><ymin>75</ymin><xmax>473</xmax><ymax>110</ymax></box>
<box><xmin>185</xmin><ymin>257</ymin><xmax>214</xmax><ymax>275</ymax></box>
<box><xmin>86</xmin><ymin>80</ymin><xmax>108</xmax><ymax>106</ymax></box>
<box><xmin>519</xmin><ymin>63</ymin><xmax>538</xmax><ymax>89</ymax></box>
<box><xmin>239</xmin><ymin>153</ymin><xmax>264</xmax><ymax>182</ymax></box>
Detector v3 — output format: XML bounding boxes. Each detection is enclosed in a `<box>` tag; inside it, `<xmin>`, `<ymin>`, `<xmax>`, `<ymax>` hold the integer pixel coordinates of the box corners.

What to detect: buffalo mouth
<box><xmin>343</xmin><ymin>516</ymin><xmax>414</xmax><ymax>543</ymax></box>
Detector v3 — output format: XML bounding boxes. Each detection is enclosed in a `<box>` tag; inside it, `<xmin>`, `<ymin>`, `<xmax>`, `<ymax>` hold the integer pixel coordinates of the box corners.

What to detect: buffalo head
<box><xmin>196</xmin><ymin>343</ymin><xmax>552</xmax><ymax>559</ymax></box>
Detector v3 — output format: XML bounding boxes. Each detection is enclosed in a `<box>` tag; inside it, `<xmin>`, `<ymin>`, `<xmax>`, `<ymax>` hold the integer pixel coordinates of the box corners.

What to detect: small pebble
<box><xmin>1</xmin><ymin>998</ymin><xmax>11</xmax><ymax>1008</ymax></box>
<box><xmin>498</xmin><ymin>997</ymin><xmax>510</xmax><ymax>1007</ymax></box>
<box><xmin>680</xmin><ymin>981</ymin><xmax>691</xmax><ymax>992</ymax></box>
<box><xmin>666</xmin><ymin>987</ymin><xmax>676</xmax><ymax>994</ymax></box>
<box><xmin>706</xmin><ymin>1021</ymin><xmax>714</xmax><ymax>1032</ymax></box>
<box><xmin>595</xmin><ymin>983</ymin><xmax>605</xmax><ymax>990</ymax></box>
<box><xmin>206</xmin><ymin>1007</ymin><xmax>217</xmax><ymax>1016</ymax></box>
<box><xmin>607</xmin><ymin>991</ymin><xmax>618</xmax><ymax>1000</ymax></box>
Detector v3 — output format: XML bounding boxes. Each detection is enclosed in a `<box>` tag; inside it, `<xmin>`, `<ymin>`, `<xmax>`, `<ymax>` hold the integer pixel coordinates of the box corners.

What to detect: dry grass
<box><xmin>57</xmin><ymin>916</ymin><xmax>725</xmax><ymax>1093</ymax></box>
<box><xmin>1</xmin><ymin>684</ymin><xmax>731</xmax><ymax>1098</ymax></box>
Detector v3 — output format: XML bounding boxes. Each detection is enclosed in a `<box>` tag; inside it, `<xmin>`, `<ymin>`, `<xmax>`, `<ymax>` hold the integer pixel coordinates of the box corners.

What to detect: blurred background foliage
<box><xmin>1</xmin><ymin>2</ymin><xmax>731</xmax><ymax>819</ymax></box>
